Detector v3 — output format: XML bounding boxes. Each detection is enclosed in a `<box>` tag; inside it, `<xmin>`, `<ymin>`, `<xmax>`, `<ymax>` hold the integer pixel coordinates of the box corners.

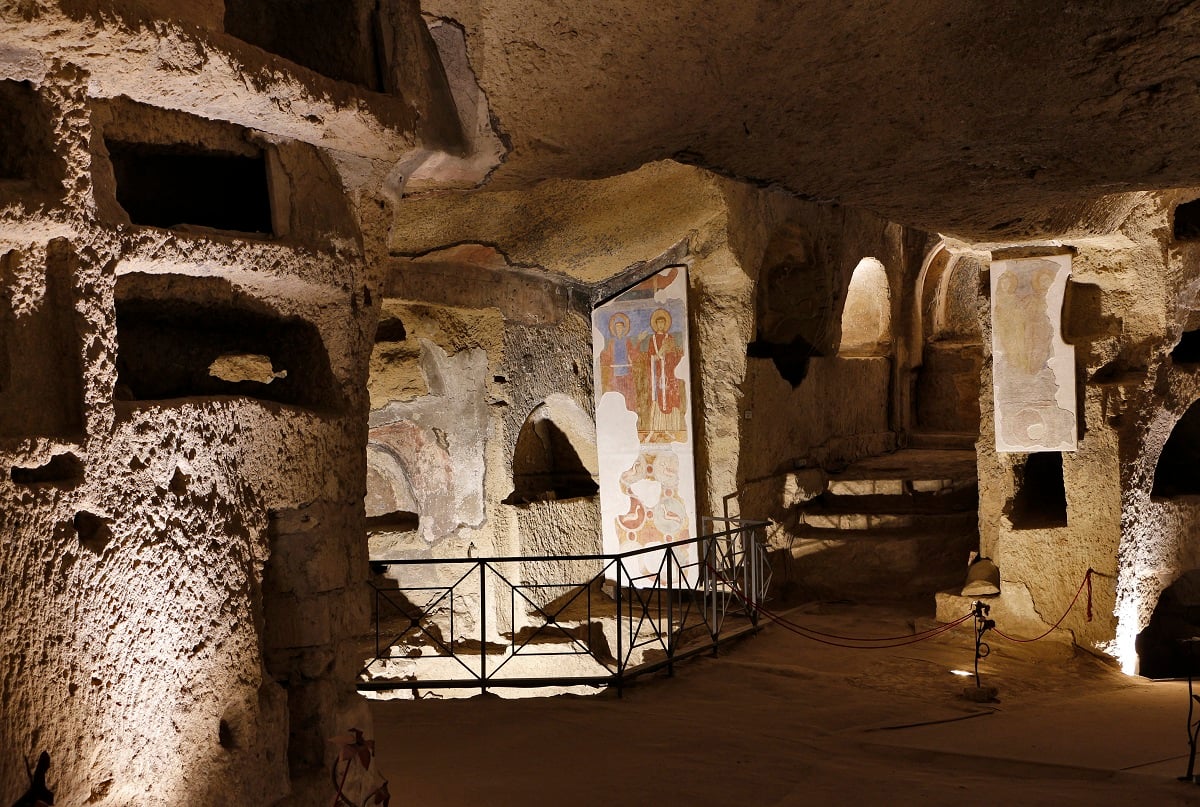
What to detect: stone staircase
<box><xmin>789</xmin><ymin>447</ymin><xmax>978</xmax><ymax>600</ymax></box>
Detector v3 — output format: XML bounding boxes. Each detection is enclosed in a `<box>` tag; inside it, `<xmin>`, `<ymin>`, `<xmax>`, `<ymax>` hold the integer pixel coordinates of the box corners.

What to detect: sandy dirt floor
<box><xmin>370</xmin><ymin>600</ymin><xmax>1200</xmax><ymax>805</ymax></box>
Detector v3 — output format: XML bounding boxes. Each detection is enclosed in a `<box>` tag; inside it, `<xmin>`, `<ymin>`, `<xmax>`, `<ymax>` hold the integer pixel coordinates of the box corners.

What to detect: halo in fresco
<box><xmin>592</xmin><ymin>266</ymin><xmax>698</xmax><ymax>585</ymax></box>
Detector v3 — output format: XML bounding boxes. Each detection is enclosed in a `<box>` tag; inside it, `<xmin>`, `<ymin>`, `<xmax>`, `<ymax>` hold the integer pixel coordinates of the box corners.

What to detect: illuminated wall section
<box><xmin>990</xmin><ymin>254</ymin><xmax>1077</xmax><ymax>452</ymax></box>
<box><xmin>592</xmin><ymin>266</ymin><xmax>698</xmax><ymax>585</ymax></box>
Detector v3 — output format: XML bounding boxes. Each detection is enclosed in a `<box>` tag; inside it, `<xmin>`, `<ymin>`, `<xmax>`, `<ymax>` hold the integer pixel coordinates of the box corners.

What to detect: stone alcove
<box><xmin>838</xmin><ymin>257</ymin><xmax>892</xmax><ymax>358</ymax></box>
<box><xmin>1137</xmin><ymin>570</ymin><xmax>1200</xmax><ymax>678</ymax></box>
<box><xmin>747</xmin><ymin>222</ymin><xmax>834</xmax><ymax>386</ymax></box>
<box><xmin>1153</xmin><ymin>398</ymin><xmax>1200</xmax><ymax>498</ymax></box>
<box><xmin>107</xmin><ymin>140</ymin><xmax>274</xmax><ymax>235</ymax></box>
<box><xmin>1007</xmin><ymin>452</ymin><xmax>1068</xmax><ymax>529</ymax></box>
<box><xmin>911</xmin><ymin>244</ymin><xmax>984</xmax><ymax>435</ymax></box>
<box><xmin>509</xmin><ymin>394</ymin><xmax>598</xmax><ymax>503</ymax></box>
<box><xmin>114</xmin><ymin>273</ymin><xmax>342</xmax><ymax>413</ymax></box>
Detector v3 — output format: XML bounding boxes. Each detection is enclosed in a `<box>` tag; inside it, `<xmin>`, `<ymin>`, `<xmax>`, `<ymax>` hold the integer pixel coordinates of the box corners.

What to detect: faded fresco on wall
<box><xmin>593</xmin><ymin>266</ymin><xmax>698</xmax><ymax>585</ymax></box>
<box><xmin>991</xmin><ymin>254</ymin><xmax>1077</xmax><ymax>452</ymax></box>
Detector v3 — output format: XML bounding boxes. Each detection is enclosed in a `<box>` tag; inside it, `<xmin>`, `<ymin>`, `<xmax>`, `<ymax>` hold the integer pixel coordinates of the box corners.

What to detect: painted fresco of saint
<box><xmin>599</xmin><ymin>311</ymin><xmax>637</xmax><ymax>412</ymax></box>
<box><xmin>637</xmin><ymin>307</ymin><xmax>687</xmax><ymax>442</ymax></box>
<box><xmin>993</xmin><ymin>259</ymin><xmax>1074</xmax><ymax>449</ymax></box>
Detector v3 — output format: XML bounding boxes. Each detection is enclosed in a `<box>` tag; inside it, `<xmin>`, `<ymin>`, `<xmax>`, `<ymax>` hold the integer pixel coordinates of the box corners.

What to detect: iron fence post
<box><xmin>666</xmin><ymin>546</ymin><xmax>674</xmax><ymax>677</ymax></box>
<box><xmin>479</xmin><ymin>561</ymin><xmax>487</xmax><ymax>696</ymax></box>
<box><xmin>616</xmin><ymin>560</ymin><xmax>623</xmax><ymax>697</ymax></box>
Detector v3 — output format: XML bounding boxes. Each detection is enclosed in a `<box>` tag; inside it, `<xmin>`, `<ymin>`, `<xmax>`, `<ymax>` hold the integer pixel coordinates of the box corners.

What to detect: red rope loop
<box><xmin>706</xmin><ymin>562</ymin><xmax>973</xmax><ymax>649</ymax></box>
<box><xmin>992</xmin><ymin>568</ymin><xmax>1093</xmax><ymax>643</ymax></box>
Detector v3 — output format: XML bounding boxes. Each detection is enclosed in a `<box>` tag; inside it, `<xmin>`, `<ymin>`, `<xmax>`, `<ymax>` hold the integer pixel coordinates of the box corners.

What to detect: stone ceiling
<box><xmin>425</xmin><ymin>0</ymin><xmax>1200</xmax><ymax>240</ymax></box>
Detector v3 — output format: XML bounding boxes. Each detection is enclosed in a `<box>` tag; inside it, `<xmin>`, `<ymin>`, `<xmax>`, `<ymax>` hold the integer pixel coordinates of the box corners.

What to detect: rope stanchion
<box><xmin>992</xmin><ymin>568</ymin><xmax>1093</xmax><ymax>644</ymax></box>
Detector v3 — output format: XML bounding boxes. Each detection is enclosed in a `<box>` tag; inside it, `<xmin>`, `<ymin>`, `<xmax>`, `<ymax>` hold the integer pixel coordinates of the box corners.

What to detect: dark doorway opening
<box><xmin>1154</xmin><ymin>399</ymin><xmax>1200</xmax><ymax>499</ymax></box>
<box><xmin>1009</xmin><ymin>452</ymin><xmax>1067</xmax><ymax>529</ymax></box>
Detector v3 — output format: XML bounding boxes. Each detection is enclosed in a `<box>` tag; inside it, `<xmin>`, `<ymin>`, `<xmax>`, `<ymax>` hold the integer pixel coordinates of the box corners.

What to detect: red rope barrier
<box><xmin>706</xmin><ymin>562</ymin><xmax>974</xmax><ymax>649</ymax></box>
<box><xmin>753</xmin><ymin>602</ymin><xmax>975</xmax><ymax>648</ymax></box>
<box><xmin>992</xmin><ymin>569</ymin><xmax>1093</xmax><ymax>643</ymax></box>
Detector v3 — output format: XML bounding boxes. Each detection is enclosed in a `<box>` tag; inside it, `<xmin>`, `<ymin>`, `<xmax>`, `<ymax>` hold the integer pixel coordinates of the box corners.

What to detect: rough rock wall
<box><xmin>968</xmin><ymin>194</ymin><xmax>1168</xmax><ymax>661</ymax></box>
<box><xmin>725</xmin><ymin>196</ymin><xmax>918</xmax><ymax>521</ymax></box>
<box><xmin>0</xmin><ymin>8</ymin><xmax>429</xmax><ymax>804</ymax></box>
<box><xmin>1107</xmin><ymin>191</ymin><xmax>1200</xmax><ymax>670</ymax></box>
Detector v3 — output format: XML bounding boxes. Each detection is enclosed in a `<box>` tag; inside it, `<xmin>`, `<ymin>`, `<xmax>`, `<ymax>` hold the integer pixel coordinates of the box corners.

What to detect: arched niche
<box><xmin>1136</xmin><ymin>570</ymin><xmax>1200</xmax><ymax>678</ymax></box>
<box><xmin>365</xmin><ymin>443</ymin><xmax>419</xmax><ymax>527</ymax></box>
<box><xmin>838</xmin><ymin>257</ymin><xmax>892</xmax><ymax>357</ymax></box>
<box><xmin>1153</xmin><ymin>398</ymin><xmax>1200</xmax><ymax>498</ymax></box>
<box><xmin>911</xmin><ymin>242</ymin><xmax>984</xmax><ymax>434</ymax></box>
<box><xmin>510</xmin><ymin>393</ymin><xmax>599</xmax><ymax>503</ymax></box>
<box><xmin>748</xmin><ymin>222</ymin><xmax>833</xmax><ymax>385</ymax></box>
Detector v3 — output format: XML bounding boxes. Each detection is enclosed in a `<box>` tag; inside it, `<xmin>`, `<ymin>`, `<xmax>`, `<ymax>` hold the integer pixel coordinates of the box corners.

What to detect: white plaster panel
<box><xmin>592</xmin><ymin>266</ymin><xmax>699</xmax><ymax>585</ymax></box>
<box><xmin>991</xmin><ymin>254</ymin><xmax>1077</xmax><ymax>452</ymax></box>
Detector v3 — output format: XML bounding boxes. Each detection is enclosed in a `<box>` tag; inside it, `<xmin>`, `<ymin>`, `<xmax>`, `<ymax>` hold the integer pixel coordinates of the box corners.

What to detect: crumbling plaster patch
<box><xmin>369</xmin><ymin>337</ymin><xmax>489</xmax><ymax>546</ymax></box>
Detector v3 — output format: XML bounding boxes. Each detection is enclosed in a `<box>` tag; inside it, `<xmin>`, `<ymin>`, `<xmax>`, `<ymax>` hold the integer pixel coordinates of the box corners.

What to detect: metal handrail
<box><xmin>358</xmin><ymin>518</ymin><xmax>770</xmax><ymax>695</ymax></box>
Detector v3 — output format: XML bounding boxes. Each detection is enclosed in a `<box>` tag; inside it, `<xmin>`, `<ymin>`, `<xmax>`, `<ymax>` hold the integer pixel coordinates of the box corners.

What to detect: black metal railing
<box><xmin>358</xmin><ymin>517</ymin><xmax>770</xmax><ymax>695</ymax></box>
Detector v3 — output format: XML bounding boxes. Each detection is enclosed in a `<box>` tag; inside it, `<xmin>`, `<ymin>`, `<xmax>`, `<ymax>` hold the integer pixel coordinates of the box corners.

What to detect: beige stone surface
<box><xmin>9</xmin><ymin>1</ymin><xmax>1200</xmax><ymax>804</ymax></box>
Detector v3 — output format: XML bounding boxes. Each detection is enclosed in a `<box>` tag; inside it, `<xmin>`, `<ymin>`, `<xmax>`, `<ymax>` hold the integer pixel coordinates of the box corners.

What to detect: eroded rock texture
<box><xmin>7</xmin><ymin>0</ymin><xmax>1200</xmax><ymax>804</ymax></box>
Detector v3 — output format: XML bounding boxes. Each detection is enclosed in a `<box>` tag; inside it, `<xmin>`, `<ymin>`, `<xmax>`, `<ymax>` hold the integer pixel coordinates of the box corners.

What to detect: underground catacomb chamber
<box><xmin>106</xmin><ymin>140</ymin><xmax>273</xmax><ymax>235</ymax></box>
<box><xmin>114</xmin><ymin>278</ymin><xmax>342</xmax><ymax>412</ymax></box>
<box><xmin>1007</xmin><ymin>452</ymin><xmax>1067</xmax><ymax>529</ymax></box>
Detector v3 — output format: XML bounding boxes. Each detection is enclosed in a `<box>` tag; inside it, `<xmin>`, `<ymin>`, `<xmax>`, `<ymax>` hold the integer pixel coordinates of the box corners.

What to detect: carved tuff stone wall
<box><xmin>0</xmin><ymin>3</ymin><xmax>459</xmax><ymax>802</ymax></box>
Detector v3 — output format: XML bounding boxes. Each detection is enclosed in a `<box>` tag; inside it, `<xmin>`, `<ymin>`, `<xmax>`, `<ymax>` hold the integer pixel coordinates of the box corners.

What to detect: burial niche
<box><xmin>0</xmin><ymin>79</ymin><xmax>61</xmax><ymax>192</ymax></box>
<box><xmin>1136</xmin><ymin>570</ymin><xmax>1200</xmax><ymax>679</ymax></box>
<box><xmin>509</xmin><ymin>397</ymin><xmax>598</xmax><ymax>503</ymax></box>
<box><xmin>1153</xmin><ymin>399</ymin><xmax>1200</xmax><ymax>498</ymax></box>
<box><xmin>114</xmin><ymin>274</ymin><xmax>341</xmax><ymax>412</ymax></box>
<box><xmin>106</xmin><ymin>140</ymin><xmax>273</xmax><ymax>235</ymax></box>
<box><xmin>226</xmin><ymin>0</ymin><xmax>386</xmax><ymax>90</ymax></box>
<box><xmin>1008</xmin><ymin>452</ymin><xmax>1067</xmax><ymax>529</ymax></box>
